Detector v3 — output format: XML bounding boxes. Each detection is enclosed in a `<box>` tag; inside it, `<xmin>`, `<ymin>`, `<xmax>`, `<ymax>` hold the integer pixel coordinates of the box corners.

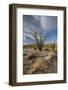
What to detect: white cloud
<box><xmin>33</xmin><ymin>16</ymin><xmax>40</xmax><ymax>22</ymax></box>
<box><xmin>24</xmin><ymin>32</ymin><xmax>35</xmax><ymax>40</ymax></box>
<box><xmin>40</xmin><ymin>16</ymin><xmax>57</xmax><ymax>31</ymax></box>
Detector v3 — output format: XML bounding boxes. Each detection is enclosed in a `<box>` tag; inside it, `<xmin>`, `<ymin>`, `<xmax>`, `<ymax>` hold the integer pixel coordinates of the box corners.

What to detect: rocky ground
<box><xmin>23</xmin><ymin>45</ymin><xmax>57</xmax><ymax>75</ymax></box>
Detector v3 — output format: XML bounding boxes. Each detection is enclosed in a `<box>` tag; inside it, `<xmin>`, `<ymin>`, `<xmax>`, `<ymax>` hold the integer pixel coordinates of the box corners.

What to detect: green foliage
<box><xmin>31</xmin><ymin>31</ymin><xmax>44</xmax><ymax>51</ymax></box>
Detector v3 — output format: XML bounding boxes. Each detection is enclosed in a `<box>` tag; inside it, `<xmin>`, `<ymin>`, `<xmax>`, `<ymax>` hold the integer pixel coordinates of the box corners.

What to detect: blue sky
<box><xmin>23</xmin><ymin>15</ymin><xmax>57</xmax><ymax>45</ymax></box>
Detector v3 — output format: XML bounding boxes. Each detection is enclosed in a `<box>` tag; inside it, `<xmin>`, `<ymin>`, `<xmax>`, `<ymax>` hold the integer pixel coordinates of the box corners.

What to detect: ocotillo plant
<box><xmin>31</xmin><ymin>31</ymin><xmax>44</xmax><ymax>51</ymax></box>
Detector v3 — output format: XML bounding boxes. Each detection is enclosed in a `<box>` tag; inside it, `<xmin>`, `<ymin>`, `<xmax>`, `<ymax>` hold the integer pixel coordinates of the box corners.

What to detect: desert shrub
<box><xmin>31</xmin><ymin>31</ymin><xmax>44</xmax><ymax>51</ymax></box>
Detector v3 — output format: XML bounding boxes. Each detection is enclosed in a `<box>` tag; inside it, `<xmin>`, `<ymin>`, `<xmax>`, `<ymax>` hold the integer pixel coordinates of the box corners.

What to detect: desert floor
<box><xmin>23</xmin><ymin>44</ymin><xmax>57</xmax><ymax>75</ymax></box>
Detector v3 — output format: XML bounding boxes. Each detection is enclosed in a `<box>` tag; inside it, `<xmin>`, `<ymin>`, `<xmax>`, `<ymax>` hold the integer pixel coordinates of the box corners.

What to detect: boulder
<box><xmin>27</xmin><ymin>52</ymin><xmax>38</xmax><ymax>60</ymax></box>
<box><xmin>39</xmin><ymin>51</ymin><xmax>48</xmax><ymax>57</ymax></box>
<box><xmin>27</xmin><ymin>57</ymin><xmax>48</xmax><ymax>74</ymax></box>
<box><xmin>48</xmin><ymin>51</ymin><xmax>56</xmax><ymax>57</ymax></box>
